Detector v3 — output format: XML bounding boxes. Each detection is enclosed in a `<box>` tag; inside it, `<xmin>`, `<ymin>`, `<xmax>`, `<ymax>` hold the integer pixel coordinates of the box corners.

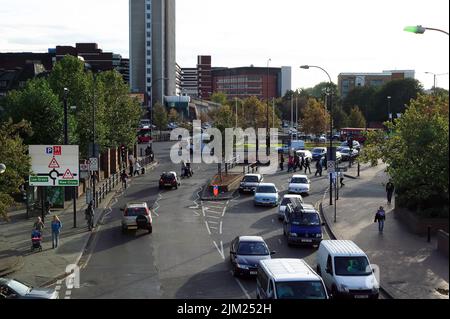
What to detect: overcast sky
<box><xmin>1</xmin><ymin>0</ymin><xmax>448</xmax><ymax>90</ymax></box>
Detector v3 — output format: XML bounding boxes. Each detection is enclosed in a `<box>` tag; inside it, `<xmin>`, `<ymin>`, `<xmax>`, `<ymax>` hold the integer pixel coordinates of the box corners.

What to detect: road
<box><xmin>60</xmin><ymin>141</ymin><xmax>334</xmax><ymax>299</ymax></box>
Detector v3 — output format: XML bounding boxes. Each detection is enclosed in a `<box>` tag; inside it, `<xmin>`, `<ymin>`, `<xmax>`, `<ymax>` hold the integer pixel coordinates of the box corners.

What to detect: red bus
<box><xmin>137</xmin><ymin>128</ymin><xmax>153</xmax><ymax>144</ymax></box>
<box><xmin>339</xmin><ymin>128</ymin><xmax>380</xmax><ymax>143</ymax></box>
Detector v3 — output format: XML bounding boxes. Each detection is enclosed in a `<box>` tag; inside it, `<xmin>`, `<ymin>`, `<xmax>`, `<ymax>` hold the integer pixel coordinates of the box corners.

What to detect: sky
<box><xmin>1</xmin><ymin>0</ymin><xmax>448</xmax><ymax>90</ymax></box>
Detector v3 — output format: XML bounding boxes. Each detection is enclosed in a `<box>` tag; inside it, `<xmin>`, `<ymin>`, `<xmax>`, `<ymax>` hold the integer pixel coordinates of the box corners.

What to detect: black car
<box><xmin>159</xmin><ymin>172</ymin><xmax>180</xmax><ymax>189</ymax></box>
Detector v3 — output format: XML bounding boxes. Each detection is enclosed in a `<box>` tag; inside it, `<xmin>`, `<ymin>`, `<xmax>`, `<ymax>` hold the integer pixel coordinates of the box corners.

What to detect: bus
<box><xmin>339</xmin><ymin>128</ymin><xmax>381</xmax><ymax>144</ymax></box>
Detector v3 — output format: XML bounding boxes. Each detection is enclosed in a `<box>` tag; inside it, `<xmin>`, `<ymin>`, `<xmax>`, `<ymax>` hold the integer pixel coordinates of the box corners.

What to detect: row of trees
<box><xmin>153</xmin><ymin>103</ymin><xmax>183</xmax><ymax>131</ymax></box>
<box><xmin>0</xmin><ymin>55</ymin><xmax>142</xmax><ymax>220</ymax></box>
<box><xmin>360</xmin><ymin>94</ymin><xmax>449</xmax><ymax>218</ymax></box>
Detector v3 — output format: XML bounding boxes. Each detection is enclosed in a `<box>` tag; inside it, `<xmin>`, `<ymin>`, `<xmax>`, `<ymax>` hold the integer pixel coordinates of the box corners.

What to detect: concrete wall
<box><xmin>165</xmin><ymin>0</ymin><xmax>176</xmax><ymax>96</ymax></box>
<box><xmin>394</xmin><ymin>207</ymin><xmax>449</xmax><ymax>236</ymax></box>
<box><xmin>437</xmin><ymin>230</ymin><xmax>449</xmax><ymax>257</ymax></box>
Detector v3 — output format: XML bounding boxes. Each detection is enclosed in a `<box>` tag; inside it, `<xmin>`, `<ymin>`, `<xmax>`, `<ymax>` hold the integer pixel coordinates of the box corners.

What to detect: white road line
<box><xmin>207</xmin><ymin>215</ymin><xmax>221</xmax><ymax>219</ymax></box>
<box><xmin>208</xmin><ymin>221</ymin><xmax>219</xmax><ymax>225</ymax></box>
<box><xmin>220</xmin><ymin>221</ymin><xmax>223</xmax><ymax>234</ymax></box>
<box><xmin>272</xmin><ymin>219</ymin><xmax>275</xmax><ymax>223</ymax></box>
<box><xmin>210</xmin><ymin>227</ymin><xmax>218</xmax><ymax>230</ymax></box>
<box><xmin>222</xmin><ymin>206</ymin><xmax>227</xmax><ymax>217</ymax></box>
<box><xmin>278</xmin><ymin>239</ymin><xmax>282</xmax><ymax>245</ymax></box>
<box><xmin>205</xmin><ymin>210</ymin><xmax>223</xmax><ymax>215</ymax></box>
<box><xmin>213</xmin><ymin>240</ymin><xmax>225</xmax><ymax>260</ymax></box>
<box><xmin>205</xmin><ymin>221</ymin><xmax>211</xmax><ymax>235</ymax></box>
<box><xmin>207</xmin><ymin>205</ymin><xmax>226</xmax><ymax>209</ymax></box>
<box><xmin>231</xmin><ymin>271</ymin><xmax>251</xmax><ymax>300</ymax></box>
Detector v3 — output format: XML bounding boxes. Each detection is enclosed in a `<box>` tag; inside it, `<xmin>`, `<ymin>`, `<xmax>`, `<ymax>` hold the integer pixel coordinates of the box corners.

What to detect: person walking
<box><xmin>294</xmin><ymin>155</ymin><xmax>300</xmax><ymax>172</ymax></box>
<box><xmin>374</xmin><ymin>206</ymin><xmax>386</xmax><ymax>233</ymax></box>
<box><xmin>386</xmin><ymin>180</ymin><xmax>395</xmax><ymax>205</ymax></box>
<box><xmin>85</xmin><ymin>201</ymin><xmax>95</xmax><ymax>231</ymax></box>
<box><xmin>279</xmin><ymin>154</ymin><xmax>285</xmax><ymax>171</ymax></box>
<box><xmin>51</xmin><ymin>215</ymin><xmax>62</xmax><ymax>249</ymax></box>
<box><xmin>339</xmin><ymin>172</ymin><xmax>345</xmax><ymax>187</ymax></box>
<box><xmin>304</xmin><ymin>157</ymin><xmax>311</xmax><ymax>174</ymax></box>
<box><xmin>120</xmin><ymin>170</ymin><xmax>128</xmax><ymax>189</ymax></box>
<box><xmin>288</xmin><ymin>155</ymin><xmax>294</xmax><ymax>172</ymax></box>
<box><xmin>134</xmin><ymin>162</ymin><xmax>142</xmax><ymax>176</ymax></box>
<box><xmin>299</xmin><ymin>156</ymin><xmax>305</xmax><ymax>172</ymax></box>
<box><xmin>33</xmin><ymin>217</ymin><xmax>45</xmax><ymax>232</ymax></box>
<box><xmin>315</xmin><ymin>159</ymin><xmax>323</xmax><ymax>177</ymax></box>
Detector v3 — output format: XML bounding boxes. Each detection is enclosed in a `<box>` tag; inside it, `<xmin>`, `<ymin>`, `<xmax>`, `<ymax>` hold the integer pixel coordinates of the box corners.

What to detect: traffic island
<box><xmin>201</xmin><ymin>173</ymin><xmax>243</xmax><ymax>201</ymax></box>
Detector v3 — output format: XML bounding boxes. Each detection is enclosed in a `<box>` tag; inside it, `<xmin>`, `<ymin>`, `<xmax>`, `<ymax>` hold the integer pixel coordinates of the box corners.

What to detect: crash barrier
<box><xmin>243</xmin><ymin>162</ymin><xmax>259</xmax><ymax>174</ymax></box>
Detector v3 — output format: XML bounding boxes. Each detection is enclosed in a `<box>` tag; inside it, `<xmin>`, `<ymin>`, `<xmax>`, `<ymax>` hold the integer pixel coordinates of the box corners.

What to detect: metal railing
<box><xmin>94</xmin><ymin>173</ymin><xmax>119</xmax><ymax>208</ymax></box>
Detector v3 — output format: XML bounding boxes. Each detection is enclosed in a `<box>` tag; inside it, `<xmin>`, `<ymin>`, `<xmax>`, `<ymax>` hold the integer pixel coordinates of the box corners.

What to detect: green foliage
<box><xmin>301</xmin><ymin>98</ymin><xmax>330</xmax><ymax>136</ymax></box>
<box><xmin>2</xmin><ymin>79</ymin><xmax>63</xmax><ymax>145</ymax></box>
<box><xmin>0</xmin><ymin>120</ymin><xmax>32</xmax><ymax>221</ymax></box>
<box><xmin>332</xmin><ymin>106</ymin><xmax>349</xmax><ymax>130</ymax></box>
<box><xmin>210</xmin><ymin>92</ymin><xmax>228</xmax><ymax>105</ymax></box>
<box><xmin>153</xmin><ymin>103</ymin><xmax>168</xmax><ymax>130</ymax></box>
<box><xmin>361</xmin><ymin>94</ymin><xmax>449</xmax><ymax>215</ymax></box>
<box><xmin>347</xmin><ymin>106</ymin><xmax>366</xmax><ymax>128</ymax></box>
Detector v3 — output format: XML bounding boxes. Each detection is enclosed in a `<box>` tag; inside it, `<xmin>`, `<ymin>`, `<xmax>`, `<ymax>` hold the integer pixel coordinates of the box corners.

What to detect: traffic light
<box><xmin>120</xmin><ymin>145</ymin><xmax>127</xmax><ymax>160</ymax></box>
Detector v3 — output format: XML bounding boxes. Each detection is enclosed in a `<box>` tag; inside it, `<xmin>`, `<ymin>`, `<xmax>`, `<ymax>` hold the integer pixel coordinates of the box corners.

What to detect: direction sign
<box><xmin>29</xmin><ymin>145</ymin><xmax>79</xmax><ymax>187</ymax></box>
<box><xmin>327</xmin><ymin>161</ymin><xmax>336</xmax><ymax>173</ymax></box>
<box><xmin>89</xmin><ymin>158</ymin><xmax>99</xmax><ymax>171</ymax></box>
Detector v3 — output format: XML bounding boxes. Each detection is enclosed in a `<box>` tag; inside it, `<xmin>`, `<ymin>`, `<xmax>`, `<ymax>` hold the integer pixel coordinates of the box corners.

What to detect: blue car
<box><xmin>283</xmin><ymin>204</ymin><xmax>324</xmax><ymax>247</ymax></box>
<box><xmin>311</xmin><ymin>147</ymin><xmax>327</xmax><ymax>161</ymax></box>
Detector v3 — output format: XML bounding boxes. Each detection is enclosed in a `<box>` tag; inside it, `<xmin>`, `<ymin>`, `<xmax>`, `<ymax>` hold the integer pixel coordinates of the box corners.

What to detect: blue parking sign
<box><xmin>46</xmin><ymin>147</ymin><xmax>53</xmax><ymax>154</ymax></box>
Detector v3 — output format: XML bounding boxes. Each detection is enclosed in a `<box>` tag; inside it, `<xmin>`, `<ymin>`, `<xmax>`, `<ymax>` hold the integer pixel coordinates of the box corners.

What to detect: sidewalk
<box><xmin>0</xmin><ymin>161</ymin><xmax>158</xmax><ymax>288</ymax></box>
<box><xmin>321</xmin><ymin>163</ymin><xmax>449</xmax><ymax>299</ymax></box>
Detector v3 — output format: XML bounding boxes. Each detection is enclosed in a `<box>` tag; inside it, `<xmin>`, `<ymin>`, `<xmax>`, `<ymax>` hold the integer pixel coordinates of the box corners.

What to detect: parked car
<box><xmin>139</xmin><ymin>119</ymin><xmax>151</xmax><ymax>129</ymax></box>
<box><xmin>339</xmin><ymin>147</ymin><xmax>359</xmax><ymax>161</ymax></box>
<box><xmin>341</xmin><ymin>140</ymin><xmax>361</xmax><ymax>150</ymax></box>
<box><xmin>230</xmin><ymin>236</ymin><xmax>275</xmax><ymax>277</ymax></box>
<box><xmin>0</xmin><ymin>278</ymin><xmax>58</xmax><ymax>299</ymax></box>
<box><xmin>159</xmin><ymin>172</ymin><xmax>180</xmax><ymax>189</ymax></box>
<box><xmin>311</xmin><ymin>147</ymin><xmax>327</xmax><ymax>161</ymax></box>
<box><xmin>239</xmin><ymin>174</ymin><xmax>263</xmax><ymax>194</ymax></box>
<box><xmin>295</xmin><ymin>150</ymin><xmax>312</xmax><ymax>161</ymax></box>
<box><xmin>288</xmin><ymin>175</ymin><xmax>311</xmax><ymax>195</ymax></box>
<box><xmin>278</xmin><ymin>194</ymin><xmax>303</xmax><ymax>220</ymax></box>
<box><xmin>316</xmin><ymin>240</ymin><xmax>379</xmax><ymax>299</ymax></box>
<box><xmin>121</xmin><ymin>202</ymin><xmax>153</xmax><ymax>234</ymax></box>
<box><xmin>256</xmin><ymin>259</ymin><xmax>328</xmax><ymax>299</ymax></box>
<box><xmin>283</xmin><ymin>204</ymin><xmax>324</xmax><ymax>247</ymax></box>
<box><xmin>254</xmin><ymin>183</ymin><xmax>279</xmax><ymax>207</ymax></box>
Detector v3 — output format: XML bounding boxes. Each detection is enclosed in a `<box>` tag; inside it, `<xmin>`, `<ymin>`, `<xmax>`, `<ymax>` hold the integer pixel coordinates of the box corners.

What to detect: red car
<box><xmin>159</xmin><ymin>172</ymin><xmax>180</xmax><ymax>190</ymax></box>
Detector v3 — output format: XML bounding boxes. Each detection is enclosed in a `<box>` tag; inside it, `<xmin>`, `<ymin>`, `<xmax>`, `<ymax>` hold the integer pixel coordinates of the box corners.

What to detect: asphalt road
<box><xmin>64</xmin><ymin>142</ymin><xmax>333</xmax><ymax>299</ymax></box>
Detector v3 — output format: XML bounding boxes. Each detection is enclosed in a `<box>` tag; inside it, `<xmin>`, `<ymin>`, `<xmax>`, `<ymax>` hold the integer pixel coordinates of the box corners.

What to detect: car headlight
<box><xmin>237</xmin><ymin>264</ymin><xmax>249</xmax><ymax>270</ymax></box>
<box><xmin>289</xmin><ymin>233</ymin><xmax>298</xmax><ymax>237</ymax></box>
<box><xmin>339</xmin><ymin>284</ymin><xmax>350</xmax><ymax>293</ymax></box>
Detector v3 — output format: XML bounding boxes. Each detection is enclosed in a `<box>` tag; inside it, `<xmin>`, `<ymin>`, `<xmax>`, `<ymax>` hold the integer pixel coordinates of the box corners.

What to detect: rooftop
<box><xmin>260</xmin><ymin>259</ymin><xmax>320</xmax><ymax>282</ymax></box>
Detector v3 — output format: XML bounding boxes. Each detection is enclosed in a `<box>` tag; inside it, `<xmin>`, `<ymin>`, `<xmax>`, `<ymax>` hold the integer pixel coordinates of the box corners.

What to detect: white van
<box><xmin>316</xmin><ymin>240</ymin><xmax>379</xmax><ymax>299</ymax></box>
<box><xmin>256</xmin><ymin>259</ymin><xmax>328</xmax><ymax>299</ymax></box>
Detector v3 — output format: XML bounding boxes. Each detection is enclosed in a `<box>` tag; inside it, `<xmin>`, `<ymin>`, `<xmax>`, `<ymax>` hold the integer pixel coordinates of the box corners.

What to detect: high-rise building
<box><xmin>129</xmin><ymin>0</ymin><xmax>176</xmax><ymax>106</ymax></box>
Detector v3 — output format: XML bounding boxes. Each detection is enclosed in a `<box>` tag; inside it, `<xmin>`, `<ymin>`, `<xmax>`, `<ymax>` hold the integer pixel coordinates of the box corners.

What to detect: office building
<box><xmin>338</xmin><ymin>70</ymin><xmax>415</xmax><ymax>98</ymax></box>
<box><xmin>129</xmin><ymin>0</ymin><xmax>176</xmax><ymax>106</ymax></box>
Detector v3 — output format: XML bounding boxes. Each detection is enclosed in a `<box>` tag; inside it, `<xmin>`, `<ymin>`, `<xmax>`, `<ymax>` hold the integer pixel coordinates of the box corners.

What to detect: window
<box><xmin>147</xmin><ymin>13</ymin><xmax>151</xmax><ymax>19</ymax></box>
<box><xmin>334</xmin><ymin>256</ymin><xmax>371</xmax><ymax>276</ymax></box>
<box><xmin>147</xmin><ymin>4</ymin><xmax>150</xmax><ymax>10</ymax></box>
<box><xmin>147</xmin><ymin>41</ymin><xmax>151</xmax><ymax>46</ymax></box>
<box><xmin>342</xmin><ymin>79</ymin><xmax>349</xmax><ymax>88</ymax></box>
<box><xmin>147</xmin><ymin>78</ymin><xmax>151</xmax><ymax>83</ymax></box>
<box><xmin>147</xmin><ymin>23</ymin><xmax>151</xmax><ymax>28</ymax></box>
<box><xmin>326</xmin><ymin>255</ymin><xmax>333</xmax><ymax>274</ymax></box>
<box><xmin>147</xmin><ymin>50</ymin><xmax>151</xmax><ymax>56</ymax></box>
<box><xmin>257</xmin><ymin>268</ymin><xmax>269</xmax><ymax>292</ymax></box>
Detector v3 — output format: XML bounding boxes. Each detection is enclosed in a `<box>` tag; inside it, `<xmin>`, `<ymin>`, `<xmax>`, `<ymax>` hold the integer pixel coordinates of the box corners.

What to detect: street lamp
<box><xmin>404</xmin><ymin>25</ymin><xmax>449</xmax><ymax>36</ymax></box>
<box><xmin>0</xmin><ymin>163</ymin><xmax>6</xmax><ymax>174</ymax></box>
<box><xmin>266</xmin><ymin>58</ymin><xmax>272</xmax><ymax>157</ymax></box>
<box><xmin>425</xmin><ymin>72</ymin><xmax>449</xmax><ymax>94</ymax></box>
<box><xmin>300</xmin><ymin>65</ymin><xmax>334</xmax><ymax>206</ymax></box>
<box><xmin>387</xmin><ymin>96</ymin><xmax>392</xmax><ymax>123</ymax></box>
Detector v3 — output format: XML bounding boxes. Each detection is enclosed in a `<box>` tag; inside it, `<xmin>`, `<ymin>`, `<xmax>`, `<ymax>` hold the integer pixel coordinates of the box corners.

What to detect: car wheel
<box><xmin>159</xmin><ymin>185</ymin><xmax>163</xmax><ymax>190</ymax></box>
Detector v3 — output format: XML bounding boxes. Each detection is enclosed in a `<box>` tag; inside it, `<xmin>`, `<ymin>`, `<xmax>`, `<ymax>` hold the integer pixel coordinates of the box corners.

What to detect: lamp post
<box><xmin>425</xmin><ymin>72</ymin><xmax>449</xmax><ymax>94</ymax></box>
<box><xmin>404</xmin><ymin>25</ymin><xmax>449</xmax><ymax>36</ymax></box>
<box><xmin>266</xmin><ymin>58</ymin><xmax>272</xmax><ymax>157</ymax></box>
<box><xmin>300</xmin><ymin>65</ymin><xmax>334</xmax><ymax>206</ymax></box>
<box><xmin>387</xmin><ymin>96</ymin><xmax>392</xmax><ymax>123</ymax></box>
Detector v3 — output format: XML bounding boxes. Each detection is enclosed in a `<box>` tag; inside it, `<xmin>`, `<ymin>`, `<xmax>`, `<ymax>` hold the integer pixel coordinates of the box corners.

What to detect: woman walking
<box><xmin>51</xmin><ymin>215</ymin><xmax>62</xmax><ymax>249</ymax></box>
<box><xmin>33</xmin><ymin>217</ymin><xmax>45</xmax><ymax>232</ymax></box>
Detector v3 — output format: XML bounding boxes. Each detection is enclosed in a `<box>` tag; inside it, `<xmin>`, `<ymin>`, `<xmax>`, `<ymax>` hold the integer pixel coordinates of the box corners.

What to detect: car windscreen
<box><xmin>340</xmin><ymin>149</ymin><xmax>350</xmax><ymax>154</ymax></box>
<box><xmin>334</xmin><ymin>256</ymin><xmax>372</xmax><ymax>276</ymax></box>
<box><xmin>276</xmin><ymin>281</ymin><xmax>327</xmax><ymax>299</ymax></box>
<box><xmin>291</xmin><ymin>177</ymin><xmax>308</xmax><ymax>184</ymax></box>
<box><xmin>243</xmin><ymin>176</ymin><xmax>259</xmax><ymax>183</ymax></box>
<box><xmin>290</xmin><ymin>212</ymin><xmax>320</xmax><ymax>226</ymax></box>
<box><xmin>281</xmin><ymin>198</ymin><xmax>293</xmax><ymax>206</ymax></box>
<box><xmin>312</xmin><ymin>149</ymin><xmax>324</xmax><ymax>154</ymax></box>
<box><xmin>7</xmin><ymin>280</ymin><xmax>31</xmax><ymax>296</ymax></box>
<box><xmin>126</xmin><ymin>207</ymin><xmax>147</xmax><ymax>217</ymax></box>
<box><xmin>162</xmin><ymin>174</ymin><xmax>175</xmax><ymax>180</ymax></box>
<box><xmin>256</xmin><ymin>186</ymin><xmax>276</xmax><ymax>193</ymax></box>
<box><xmin>237</xmin><ymin>242</ymin><xmax>269</xmax><ymax>256</ymax></box>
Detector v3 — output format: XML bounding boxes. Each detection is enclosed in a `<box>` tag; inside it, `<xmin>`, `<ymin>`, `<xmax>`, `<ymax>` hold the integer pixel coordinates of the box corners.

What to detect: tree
<box><xmin>342</xmin><ymin>86</ymin><xmax>376</xmax><ymax>122</ymax></box>
<box><xmin>2</xmin><ymin>78</ymin><xmax>63</xmax><ymax>145</ymax></box>
<box><xmin>153</xmin><ymin>103</ymin><xmax>168</xmax><ymax>130</ymax></box>
<box><xmin>361</xmin><ymin>94</ymin><xmax>449</xmax><ymax>217</ymax></box>
<box><xmin>0</xmin><ymin>119</ymin><xmax>32</xmax><ymax>221</ymax></box>
<box><xmin>210</xmin><ymin>92</ymin><xmax>228</xmax><ymax>106</ymax></box>
<box><xmin>168</xmin><ymin>108</ymin><xmax>180</xmax><ymax>123</ymax></box>
<box><xmin>304</xmin><ymin>82</ymin><xmax>339</xmax><ymax>101</ymax></box>
<box><xmin>332</xmin><ymin>106</ymin><xmax>349</xmax><ymax>130</ymax></box>
<box><xmin>347</xmin><ymin>106</ymin><xmax>366</xmax><ymax>128</ymax></box>
<box><xmin>301</xmin><ymin>98</ymin><xmax>330</xmax><ymax>136</ymax></box>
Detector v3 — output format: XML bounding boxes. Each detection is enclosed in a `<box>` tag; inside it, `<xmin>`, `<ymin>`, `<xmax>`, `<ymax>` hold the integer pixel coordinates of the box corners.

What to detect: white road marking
<box><xmin>205</xmin><ymin>221</ymin><xmax>211</xmax><ymax>235</ymax></box>
<box><xmin>208</xmin><ymin>221</ymin><xmax>219</xmax><ymax>225</ymax></box>
<box><xmin>220</xmin><ymin>221</ymin><xmax>223</xmax><ymax>235</ymax></box>
<box><xmin>231</xmin><ymin>271</ymin><xmax>251</xmax><ymax>300</ymax></box>
<box><xmin>207</xmin><ymin>215</ymin><xmax>221</xmax><ymax>219</ymax></box>
<box><xmin>210</xmin><ymin>227</ymin><xmax>218</xmax><ymax>230</ymax></box>
<box><xmin>278</xmin><ymin>239</ymin><xmax>282</xmax><ymax>245</ymax></box>
<box><xmin>222</xmin><ymin>206</ymin><xmax>227</xmax><ymax>217</ymax></box>
<box><xmin>213</xmin><ymin>240</ymin><xmax>225</xmax><ymax>260</ymax></box>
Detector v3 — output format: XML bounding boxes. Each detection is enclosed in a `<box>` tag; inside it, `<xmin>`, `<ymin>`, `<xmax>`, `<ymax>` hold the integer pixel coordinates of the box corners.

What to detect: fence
<box><xmin>94</xmin><ymin>172</ymin><xmax>120</xmax><ymax>208</ymax></box>
<box><xmin>152</xmin><ymin>132</ymin><xmax>171</xmax><ymax>142</ymax></box>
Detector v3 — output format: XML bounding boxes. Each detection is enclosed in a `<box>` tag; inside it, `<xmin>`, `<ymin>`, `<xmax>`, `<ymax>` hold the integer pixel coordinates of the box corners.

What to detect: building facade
<box><xmin>129</xmin><ymin>0</ymin><xmax>176</xmax><ymax>106</ymax></box>
<box><xmin>338</xmin><ymin>70</ymin><xmax>415</xmax><ymax>98</ymax></box>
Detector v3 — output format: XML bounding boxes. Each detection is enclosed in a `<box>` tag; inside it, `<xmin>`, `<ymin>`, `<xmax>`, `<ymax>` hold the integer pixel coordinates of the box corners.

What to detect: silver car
<box><xmin>121</xmin><ymin>202</ymin><xmax>153</xmax><ymax>234</ymax></box>
<box><xmin>230</xmin><ymin>236</ymin><xmax>275</xmax><ymax>277</ymax></box>
<box><xmin>0</xmin><ymin>278</ymin><xmax>58</xmax><ymax>299</ymax></box>
<box><xmin>239</xmin><ymin>174</ymin><xmax>263</xmax><ymax>193</ymax></box>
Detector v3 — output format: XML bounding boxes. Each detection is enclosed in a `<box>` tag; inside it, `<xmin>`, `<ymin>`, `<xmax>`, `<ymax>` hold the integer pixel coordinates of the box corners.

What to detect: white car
<box><xmin>121</xmin><ymin>202</ymin><xmax>153</xmax><ymax>234</ymax></box>
<box><xmin>288</xmin><ymin>175</ymin><xmax>311</xmax><ymax>195</ymax></box>
<box><xmin>278</xmin><ymin>194</ymin><xmax>304</xmax><ymax>220</ymax></box>
<box><xmin>295</xmin><ymin>150</ymin><xmax>312</xmax><ymax>161</ymax></box>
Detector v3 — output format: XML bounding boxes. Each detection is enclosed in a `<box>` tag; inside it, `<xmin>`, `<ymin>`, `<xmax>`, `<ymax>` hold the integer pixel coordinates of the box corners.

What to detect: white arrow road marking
<box><xmin>189</xmin><ymin>187</ymin><xmax>203</xmax><ymax>209</ymax></box>
<box><xmin>214</xmin><ymin>240</ymin><xmax>225</xmax><ymax>260</ymax></box>
<box><xmin>231</xmin><ymin>271</ymin><xmax>251</xmax><ymax>299</ymax></box>
<box><xmin>152</xmin><ymin>193</ymin><xmax>163</xmax><ymax>216</ymax></box>
<box><xmin>205</xmin><ymin>221</ymin><xmax>211</xmax><ymax>235</ymax></box>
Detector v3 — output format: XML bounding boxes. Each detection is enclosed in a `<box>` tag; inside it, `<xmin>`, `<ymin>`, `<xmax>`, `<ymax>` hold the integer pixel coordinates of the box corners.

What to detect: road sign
<box><xmin>327</xmin><ymin>161</ymin><xmax>336</xmax><ymax>173</ymax></box>
<box><xmin>80</xmin><ymin>163</ymin><xmax>89</xmax><ymax>171</ymax></box>
<box><xmin>29</xmin><ymin>145</ymin><xmax>79</xmax><ymax>187</ymax></box>
<box><xmin>89</xmin><ymin>158</ymin><xmax>99</xmax><ymax>171</ymax></box>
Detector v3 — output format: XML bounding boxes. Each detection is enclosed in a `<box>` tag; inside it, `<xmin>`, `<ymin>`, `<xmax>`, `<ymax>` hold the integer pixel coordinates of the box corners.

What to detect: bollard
<box><xmin>357</xmin><ymin>162</ymin><xmax>360</xmax><ymax>177</ymax></box>
<box><xmin>428</xmin><ymin>226</ymin><xmax>431</xmax><ymax>243</ymax></box>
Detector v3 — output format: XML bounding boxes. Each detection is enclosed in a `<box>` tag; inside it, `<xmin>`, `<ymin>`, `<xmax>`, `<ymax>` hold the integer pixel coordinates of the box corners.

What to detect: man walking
<box><xmin>386</xmin><ymin>180</ymin><xmax>395</xmax><ymax>205</ymax></box>
<box><xmin>279</xmin><ymin>154</ymin><xmax>284</xmax><ymax>171</ymax></box>
<box><xmin>315</xmin><ymin>159</ymin><xmax>323</xmax><ymax>177</ymax></box>
<box><xmin>304</xmin><ymin>157</ymin><xmax>311</xmax><ymax>174</ymax></box>
<box><xmin>374</xmin><ymin>206</ymin><xmax>386</xmax><ymax>233</ymax></box>
<box><xmin>85</xmin><ymin>201</ymin><xmax>95</xmax><ymax>231</ymax></box>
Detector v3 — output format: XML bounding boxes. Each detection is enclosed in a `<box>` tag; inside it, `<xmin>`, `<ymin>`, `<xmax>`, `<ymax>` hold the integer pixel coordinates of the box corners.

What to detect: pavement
<box><xmin>321</xmin><ymin>162</ymin><xmax>449</xmax><ymax>299</ymax></box>
<box><xmin>0</xmin><ymin>160</ymin><xmax>158</xmax><ymax>288</ymax></box>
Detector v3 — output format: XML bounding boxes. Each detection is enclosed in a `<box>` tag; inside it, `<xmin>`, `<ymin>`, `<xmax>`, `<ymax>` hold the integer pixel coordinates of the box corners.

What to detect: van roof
<box><xmin>259</xmin><ymin>259</ymin><xmax>320</xmax><ymax>282</ymax></box>
<box><xmin>320</xmin><ymin>240</ymin><xmax>366</xmax><ymax>257</ymax></box>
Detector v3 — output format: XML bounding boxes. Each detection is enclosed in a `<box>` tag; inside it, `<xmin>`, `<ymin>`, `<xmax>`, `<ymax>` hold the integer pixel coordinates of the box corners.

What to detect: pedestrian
<box><xmin>121</xmin><ymin>170</ymin><xmax>128</xmax><ymax>189</ymax></box>
<box><xmin>294</xmin><ymin>155</ymin><xmax>300</xmax><ymax>172</ymax></box>
<box><xmin>340</xmin><ymin>172</ymin><xmax>345</xmax><ymax>187</ymax></box>
<box><xmin>323</xmin><ymin>156</ymin><xmax>328</xmax><ymax>171</ymax></box>
<box><xmin>134</xmin><ymin>162</ymin><xmax>142</xmax><ymax>176</ymax></box>
<box><xmin>44</xmin><ymin>200</ymin><xmax>51</xmax><ymax>215</ymax></box>
<box><xmin>33</xmin><ymin>217</ymin><xmax>45</xmax><ymax>232</ymax></box>
<box><xmin>304</xmin><ymin>158</ymin><xmax>311</xmax><ymax>174</ymax></box>
<box><xmin>300</xmin><ymin>156</ymin><xmax>305</xmax><ymax>171</ymax></box>
<box><xmin>51</xmin><ymin>215</ymin><xmax>62</xmax><ymax>249</ymax></box>
<box><xmin>279</xmin><ymin>154</ymin><xmax>285</xmax><ymax>171</ymax></box>
<box><xmin>374</xmin><ymin>206</ymin><xmax>386</xmax><ymax>233</ymax></box>
<box><xmin>85</xmin><ymin>201</ymin><xmax>95</xmax><ymax>231</ymax></box>
<box><xmin>288</xmin><ymin>155</ymin><xmax>294</xmax><ymax>172</ymax></box>
<box><xmin>315</xmin><ymin>159</ymin><xmax>323</xmax><ymax>177</ymax></box>
<box><xmin>386</xmin><ymin>180</ymin><xmax>395</xmax><ymax>205</ymax></box>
